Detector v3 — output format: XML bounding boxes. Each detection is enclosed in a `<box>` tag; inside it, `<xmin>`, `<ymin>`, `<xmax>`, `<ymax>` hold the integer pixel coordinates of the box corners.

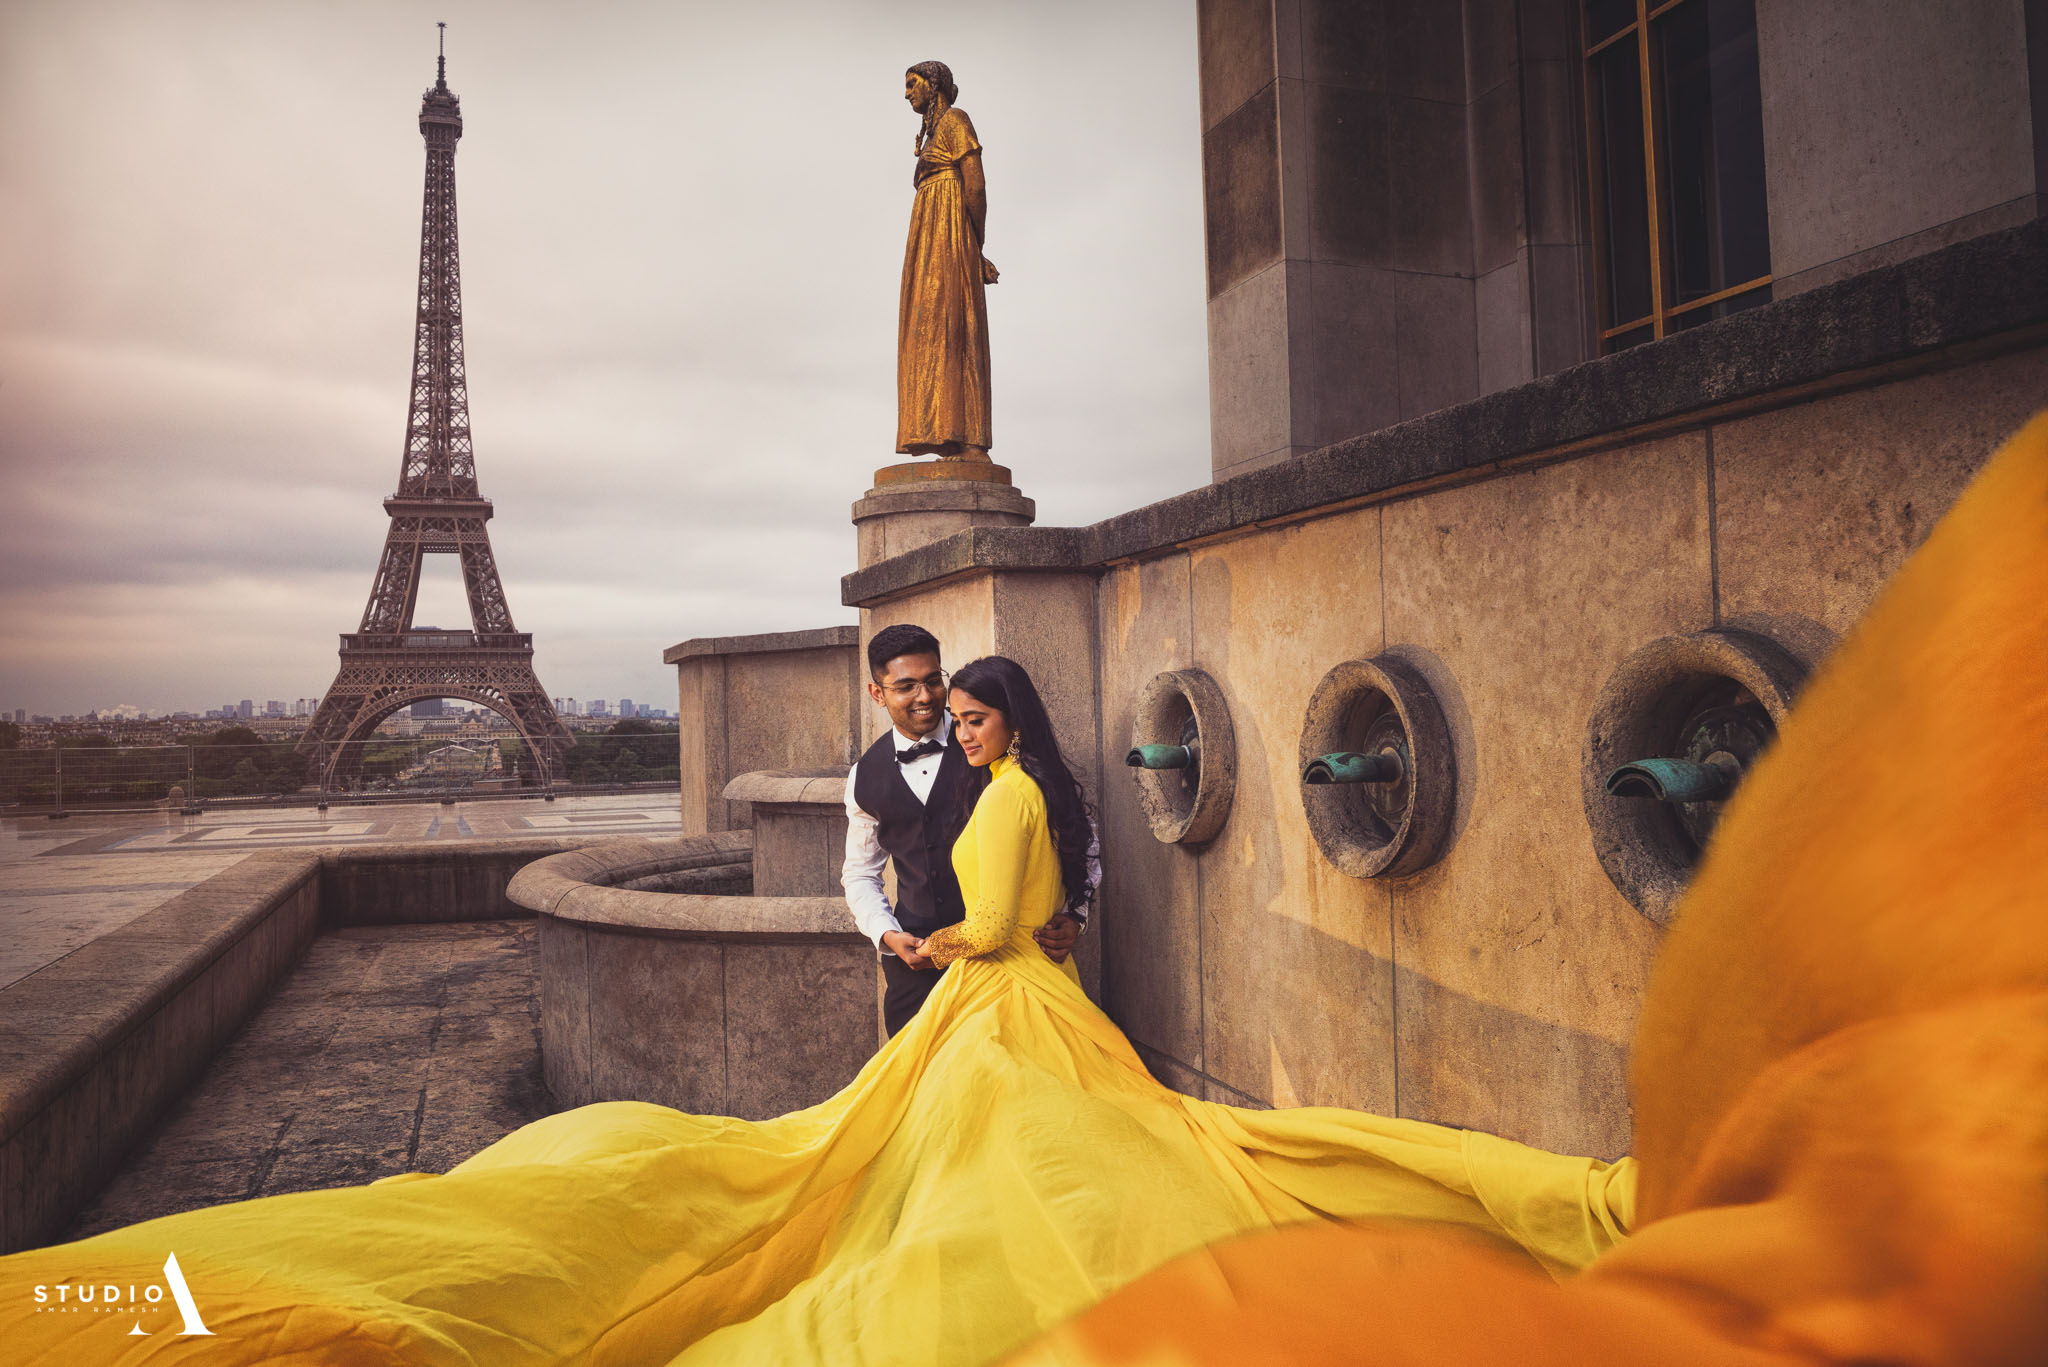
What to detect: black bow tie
<box><xmin>896</xmin><ymin>738</ymin><xmax>945</xmax><ymax>764</ymax></box>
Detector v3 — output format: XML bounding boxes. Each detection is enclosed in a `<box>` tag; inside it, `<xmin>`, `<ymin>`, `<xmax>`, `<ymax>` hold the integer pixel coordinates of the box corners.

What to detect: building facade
<box><xmin>1196</xmin><ymin>0</ymin><xmax>2047</xmax><ymax>479</ymax></box>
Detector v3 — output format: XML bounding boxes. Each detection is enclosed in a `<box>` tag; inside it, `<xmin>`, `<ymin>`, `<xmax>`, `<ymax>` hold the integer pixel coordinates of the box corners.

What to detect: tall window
<box><xmin>1584</xmin><ymin>0</ymin><xmax>1771</xmax><ymax>351</ymax></box>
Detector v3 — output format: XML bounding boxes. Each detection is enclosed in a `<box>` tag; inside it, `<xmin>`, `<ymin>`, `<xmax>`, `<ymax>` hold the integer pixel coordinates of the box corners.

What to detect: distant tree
<box><xmin>206</xmin><ymin>727</ymin><xmax>262</xmax><ymax>747</ymax></box>
<box><xmin>605</xmin><ymin>718</ymin><xmax>675</xmax><ymax>769</ymax></box>
<box><xmin>269</xmin><ymin>750</ymin><xmax>308</xmax><ymax>795</ymax></box>
<box><xmin>0</xmin><ymin>720</ymin><xmax>18</xmax><ymax>750</ymax></box>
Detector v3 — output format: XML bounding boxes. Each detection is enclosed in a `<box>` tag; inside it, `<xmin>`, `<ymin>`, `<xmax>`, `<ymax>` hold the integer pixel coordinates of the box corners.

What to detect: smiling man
<box><xmin>842</xmin><ymin>624</ymin><xmax>1089</xmax><ymax>1035</ymax></box>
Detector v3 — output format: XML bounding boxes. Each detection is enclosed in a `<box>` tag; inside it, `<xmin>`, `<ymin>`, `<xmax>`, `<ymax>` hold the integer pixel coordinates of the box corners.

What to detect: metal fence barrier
<box><xmin>0</xmin><ymin>730</ymin><xmax>681</xmax><ymax>816</ymax></box>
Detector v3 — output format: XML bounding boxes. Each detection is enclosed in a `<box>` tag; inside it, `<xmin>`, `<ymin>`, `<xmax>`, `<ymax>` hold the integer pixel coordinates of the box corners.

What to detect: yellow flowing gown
<box><xmin>2</xmin><ymin>752</ymin><xmax>1632</xmax><ymax>1365</ymax></box>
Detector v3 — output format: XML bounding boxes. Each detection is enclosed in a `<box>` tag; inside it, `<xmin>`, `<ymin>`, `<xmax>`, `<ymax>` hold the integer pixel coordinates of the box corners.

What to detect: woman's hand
<box><xmin>883</xmin><ymin>930</ymin><xmax>933</xmax><ymax>969</ymax></box>
<box><xmin>1033</xmin><ymin>914</ymin><xmax>1081</xmax><ymax>964</ymax></box>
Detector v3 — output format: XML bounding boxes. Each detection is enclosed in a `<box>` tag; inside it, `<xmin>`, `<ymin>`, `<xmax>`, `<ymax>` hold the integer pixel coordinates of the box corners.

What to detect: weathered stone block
<box><xmin>1758</xmin><ymin>0</ymin><xmax>2038</xmax><ymax>288</ymax></box>
<box><xmin>1393</xmin><ymin>271</ymin><xmax>1477</xmax><ymax>420</ymax></box>
<box><xmin>539</xmin><ymin>917</ymin><xmax>591</xmax><ymax>1108</ymax></box>
<box><xmin>852</xmin><ymin>480</ymin><xmax>1035</xmax><ymax>569</ymax></box>
<box><xmin>723</xmin><ymin>943</ymin><xmax>877</xmax><ymax>1120</ymax></box>
<box><xmin>1469</xmin><ymin>77</ymin><xmax>1525</xmax><ymax>275</ymax></box>
<box><xmin>1476</xmin><ymin>255</ymin><xmax>1535</xmax><ymax>395</ymax></box>
<box><xmin>1393</xmin><ymin>966</ymin><xmax>1632</xmax><ymax>1159</ymax></box>
<box><xmin>1306</xmin><ymin>83</ymin><xmax>1392</xmax><ymax>269</ymax></box>
<box><xmin>1198</xmin><ymin>0</ymin><xmax>1277</xmax><ymax>130</ymax></box>
<box><xmin>1520</xmin><ymin>58</ymin><xmax>1582</xmax><ymax>247</ymax></box>
<box><xmin>1204</xmin><ymin>84</ymin><xmax>1283</xmax><ymax>298</ymax></box>
<box><xmin>1383</xmin><ymin>0</ymin><xmax>1467</xmax><ymax>103</ymax></box>
<box><xmin>582</xmin><ymin>930</ymin><xmax>726</xmax><ymax>1115</ymax></box>
<box><xmin>1301</xmin><ymin>0</ymin><xmax>1386</xmax><ymax>91</ymax></box>
<box><xmin>1188</xmin><ymin>509</ymin><xmax>1393</xmax><ymax>1111</ymax></box>
<box><xmin>1389</xmin><ymin>98</ymin><xmax>1471</xmax><ymax>276</ymax></box>
<box><xmin>1308</xmin><ymin>262</ymin><xmax>1400</xmax><ymax>445</ymax></box>
<box><xmin>665</xmin><ymin>631</ymin><xmax>862</xmax><ymax>835</ymax></box>
<box><xmin>1714</xmin><ymin>347</ymin><xmax>2048</xmax><ymax>635</ymax></box>
<box><xmin>724</xmin><ymin>771</ymin><xmax>852</xmax><ymax>899</ymax></box>
<box><xmin>1208</xmin><ymin>258</ymin><xmax>1307</xmax><ymax>476</ymax></box>
<box><xmin>1464</xmin><ymin>0</ymin><xmax>1519</xmax><ymax>95</ymax></box>
<box><xmin>1096</xmin><ymin>554</ymin><xmax>1204</xmax><ymax>1071</ymax></box>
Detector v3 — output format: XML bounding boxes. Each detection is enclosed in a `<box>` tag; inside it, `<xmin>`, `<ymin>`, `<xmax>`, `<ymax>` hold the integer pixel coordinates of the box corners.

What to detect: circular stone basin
<box><xmin>506</xmin><ymin>831</ymin><xmax>879</xmax><ymax>1122</ymax></box>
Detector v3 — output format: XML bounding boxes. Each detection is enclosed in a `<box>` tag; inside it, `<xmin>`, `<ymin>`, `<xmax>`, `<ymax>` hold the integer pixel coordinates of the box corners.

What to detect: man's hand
<box><xmin>1033</xmin><ymin>913</ymin><xmax>1081</xmax><ymax>964</ymax></box>
<box><xmin>883</xmin><ymin>929</ymin><xmax>933</xmax><ymax>970</ymax></box>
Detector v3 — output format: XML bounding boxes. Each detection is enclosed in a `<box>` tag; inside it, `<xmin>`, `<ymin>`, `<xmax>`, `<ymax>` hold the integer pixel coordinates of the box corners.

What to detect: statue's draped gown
<box><xmin>897</xmin><ymin>105</ymin><xmax>993</xmax><ymax>457</ymax></box>
<box><xmin>0</xmin><ymin>761</ymin><xmax>1633</xmax><ymax>1365</ymax></box>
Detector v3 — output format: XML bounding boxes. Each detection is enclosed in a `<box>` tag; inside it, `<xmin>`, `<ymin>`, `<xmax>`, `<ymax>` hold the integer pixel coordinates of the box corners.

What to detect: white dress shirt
<box><xmin>842</xmin><ymin>713</ymin><xmax>1101</xmax><ymax>955</ymax></box>
<box><xmin>842</xmin><ymin>716</ymin><xmax>952</xmax><ymax>952</ymax></box>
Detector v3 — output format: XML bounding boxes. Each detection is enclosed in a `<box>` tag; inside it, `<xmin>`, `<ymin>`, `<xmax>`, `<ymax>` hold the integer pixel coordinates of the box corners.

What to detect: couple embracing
<box><xmin>0</xmin><ymin>628</ymin><xmax>1633</xmax><ymax>1367</ymax></box>
<box><xmin>842</xmin><ymin>623</ymin><xmax>1096</xmax><ymax>1036</ymax></box>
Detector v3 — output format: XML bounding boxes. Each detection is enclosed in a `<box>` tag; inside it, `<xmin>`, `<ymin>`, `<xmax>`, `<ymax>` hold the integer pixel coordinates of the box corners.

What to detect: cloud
<box><xmin>0</xmin><ymin>0</ymin><xmax>1208</xmax><ymax>716</ymax></box>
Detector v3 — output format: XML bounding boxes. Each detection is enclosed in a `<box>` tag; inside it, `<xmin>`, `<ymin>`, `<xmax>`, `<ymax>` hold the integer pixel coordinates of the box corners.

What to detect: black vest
<box><xmin>853</xmin><ymin>730</ymin><xmax>969</xmax><ymax>937</ymax></box>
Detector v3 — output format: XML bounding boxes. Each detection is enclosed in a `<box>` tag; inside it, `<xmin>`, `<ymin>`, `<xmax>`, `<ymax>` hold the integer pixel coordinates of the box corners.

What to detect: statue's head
<box><xmin>904</xmin><ymin>60</ymin><xmax>956</xmax><ymax>113</ymax></box>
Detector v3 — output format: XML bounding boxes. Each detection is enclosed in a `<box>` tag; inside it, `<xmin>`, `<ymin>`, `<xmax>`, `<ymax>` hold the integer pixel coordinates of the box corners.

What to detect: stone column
<box><xmin>721</xmin><ymin>769</ymin><xmax>852</xmax><ymax>897</ymax></box>
<box><xmin>664</xmin><ymin>628</ymin><xmax>862</xmax><ymax>833</ymax></box>
<box><xmin>1197</xmin><ymin>0</ymin><xmax>1594</xmax><ymax>481</ymax></box>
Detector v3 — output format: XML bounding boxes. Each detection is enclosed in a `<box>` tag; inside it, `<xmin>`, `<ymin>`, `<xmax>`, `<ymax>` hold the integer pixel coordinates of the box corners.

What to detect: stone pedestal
<box><xmin>853</xmin><ymin>460</ymin><xmax>1035</xmax><ymax>570</ymax></box>
<box><xmin>720</xmin><ymin>768</ymin><xmax>850</xmax><ymax>897</ymax></box>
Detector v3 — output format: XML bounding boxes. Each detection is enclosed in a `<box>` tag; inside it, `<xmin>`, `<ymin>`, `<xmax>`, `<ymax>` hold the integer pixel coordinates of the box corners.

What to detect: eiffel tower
<box><xmin>300</xmin><ymin>34</ymin><xmax>572</xmax><ymax>791</ymax></box>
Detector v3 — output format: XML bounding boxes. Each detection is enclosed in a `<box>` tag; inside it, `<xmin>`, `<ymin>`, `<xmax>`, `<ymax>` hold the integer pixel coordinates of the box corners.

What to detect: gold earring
<box><xmin>1005</xmin><ymin>735</ymin><xmax>1022</xmax><ymax>760</ymax></box>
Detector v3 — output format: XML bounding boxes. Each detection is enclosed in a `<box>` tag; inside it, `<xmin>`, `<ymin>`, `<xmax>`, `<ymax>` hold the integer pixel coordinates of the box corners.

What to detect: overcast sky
<box><xmin>0</xmin><ymin>1</ymin><xmax>1209</xmax><ymax>719</ymax></box>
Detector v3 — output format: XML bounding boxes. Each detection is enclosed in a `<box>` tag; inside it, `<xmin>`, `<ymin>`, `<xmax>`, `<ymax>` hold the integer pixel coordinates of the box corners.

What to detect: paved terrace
<box><xmin>0</xmin><ymin>794</ymin><xmax>682</xmax><ymax>989</ymax></box>
<box><xmin>66</xmin><ymin>919</ymin><xmax>552</xmax><ymax>1240</ymax></box>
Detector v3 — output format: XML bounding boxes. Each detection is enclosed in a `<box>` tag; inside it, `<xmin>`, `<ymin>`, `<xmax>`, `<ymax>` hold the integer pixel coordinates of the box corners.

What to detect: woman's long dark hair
<box><xmin>948</xmin><ymin>656</ymin><xmax>1093</xmax><ymax>915</ymax></box>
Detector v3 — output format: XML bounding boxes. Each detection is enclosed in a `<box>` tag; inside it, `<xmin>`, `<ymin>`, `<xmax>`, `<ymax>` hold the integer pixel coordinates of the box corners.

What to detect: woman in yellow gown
<box><xmin>2</xmin><ymin>661</ymin><xmax>1632</xmax><ymax>1366</ymax></box>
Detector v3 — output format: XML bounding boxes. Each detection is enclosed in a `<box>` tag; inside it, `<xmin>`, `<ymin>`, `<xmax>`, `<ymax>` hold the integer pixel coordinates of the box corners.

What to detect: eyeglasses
<box><xmin>881</xmin><ymin>671</ymin><xmax>948</xmax><ymax>700</ymax></box>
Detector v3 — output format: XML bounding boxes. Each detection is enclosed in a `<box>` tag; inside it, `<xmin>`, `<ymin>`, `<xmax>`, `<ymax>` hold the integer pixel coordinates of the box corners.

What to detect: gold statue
<box><xmin>898</xmin><ymin>60</ymin><xmax>997</xmax><ymax>462</ymax></box>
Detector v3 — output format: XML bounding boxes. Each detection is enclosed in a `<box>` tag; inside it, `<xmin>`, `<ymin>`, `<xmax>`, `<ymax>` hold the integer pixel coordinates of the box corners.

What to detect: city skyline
<box><xmin>4</xmin><ymin>690</ymin><xmax>671</xmax><ymax>722</ymax></box>
<box><xmin>0</xmin><ymin>1</ymin><xmax>1208</xmax><ymax>718</ymax></box>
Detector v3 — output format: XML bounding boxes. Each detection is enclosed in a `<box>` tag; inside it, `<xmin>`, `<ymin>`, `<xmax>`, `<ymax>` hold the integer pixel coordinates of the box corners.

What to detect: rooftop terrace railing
<box><xmin>0</xmin><ymin>736</ymin><xmax>681</xmax><ymax>817</ymax></box>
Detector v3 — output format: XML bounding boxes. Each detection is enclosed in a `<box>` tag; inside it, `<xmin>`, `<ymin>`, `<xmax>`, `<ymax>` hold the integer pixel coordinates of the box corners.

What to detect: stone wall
<box><xmin>0</xmin><ymin>852</ymin><xmax>320</xmax><ymax>1254</ymax></box>
<box><xmin>1758</xmin><ymin>0</ymin><xmax>2046</xmax><ymax>295</ymax></box>
<box><xmin>665</xmin><ymin>626</ymin><xmax>862</xmax><ymax>834</ymax></box>
<box><xmin>506</xmin><ymin>834</ymin><xmax>876</xmax><ymax>1123</ymax></box>
<box><xmin>1101</xmin><ymin>345</ymin><xmax>2048</xmax><ymax>1158</ymax></box>
<box><xmin>843</xmin><ymin>222</ymin><xmax>2048</xmax><ymax>1158</ymax></box>
<box><xmin>320</xmin><ymin>838</ymin><xmax>582</xmax><ymax>926</ymax></box>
